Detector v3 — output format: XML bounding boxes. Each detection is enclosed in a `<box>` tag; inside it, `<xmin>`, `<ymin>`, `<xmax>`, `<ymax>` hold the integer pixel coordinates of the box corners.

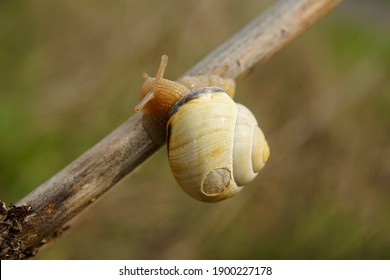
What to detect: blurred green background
<box><xmin>1</xmin><ymin>0</ymin><xmax>389</xmax><ymax>259</ymax></box>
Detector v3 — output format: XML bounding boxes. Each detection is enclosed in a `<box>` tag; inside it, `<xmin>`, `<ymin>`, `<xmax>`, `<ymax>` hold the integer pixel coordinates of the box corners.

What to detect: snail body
<box><xmin>135</xmin><ymin>55</ymin><xmax>269</xmax><ymax>202</ymax></box>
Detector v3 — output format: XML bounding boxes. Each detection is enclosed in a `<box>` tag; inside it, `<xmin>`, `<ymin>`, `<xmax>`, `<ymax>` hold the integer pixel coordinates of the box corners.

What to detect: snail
<box><xmin>135</xmin><ymin>55</ymin><xmax>269</xmax><ymax>202</ymax></box>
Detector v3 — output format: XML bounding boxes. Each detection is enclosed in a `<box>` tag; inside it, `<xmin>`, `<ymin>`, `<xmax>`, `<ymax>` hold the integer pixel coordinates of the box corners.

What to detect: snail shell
<box><xmin>167</xmin><ymin>87</ymin><xmax>269</xmax><ymax>202</ymax></box>
<box><xmin>135</xmin><ymin>55</ymin><xmax>269</xmax><ymax>202</ymax></box>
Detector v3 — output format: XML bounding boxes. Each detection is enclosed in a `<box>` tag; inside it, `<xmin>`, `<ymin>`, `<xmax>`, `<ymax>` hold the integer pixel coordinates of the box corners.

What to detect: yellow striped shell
<box><xmin>135</xmin><ymin>55</ymin><xmax>270</xmax><ymax>202</ymax></box>
<box><xmin>167</xmin><ymin>87</ymin><xmax>269</xmax><ymax>202</ymax></box>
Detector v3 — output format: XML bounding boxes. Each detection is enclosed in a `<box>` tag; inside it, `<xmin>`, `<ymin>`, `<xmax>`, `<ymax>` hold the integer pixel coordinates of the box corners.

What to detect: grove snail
<box><xmin>135</xmin><ymin>55</ymin><xmax>270</xmax><ymax>202</ymax></box>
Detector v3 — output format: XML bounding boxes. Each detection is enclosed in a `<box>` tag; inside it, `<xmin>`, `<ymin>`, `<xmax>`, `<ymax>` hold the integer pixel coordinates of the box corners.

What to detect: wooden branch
<box><xmin>1</xmin><ymin>0</ymin><xmax>342</xmax><ymax>259</ymax></box>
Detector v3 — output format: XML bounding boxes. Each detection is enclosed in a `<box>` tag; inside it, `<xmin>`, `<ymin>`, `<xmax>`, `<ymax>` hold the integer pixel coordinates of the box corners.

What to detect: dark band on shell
<box><xmin>167</xmin><ymin>87</ymin><xmax>227</xmax><ymax>119</ymax></box>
